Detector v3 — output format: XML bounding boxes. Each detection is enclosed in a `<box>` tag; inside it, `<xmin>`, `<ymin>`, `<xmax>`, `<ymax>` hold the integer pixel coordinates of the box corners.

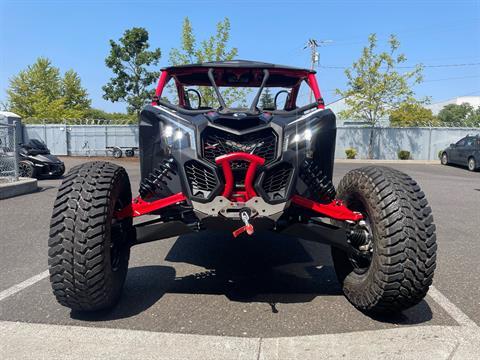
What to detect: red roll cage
<box><xmin>152</xmin><ymin>62</ymin><xmax>325</xmax><ymax>110</ymax></box>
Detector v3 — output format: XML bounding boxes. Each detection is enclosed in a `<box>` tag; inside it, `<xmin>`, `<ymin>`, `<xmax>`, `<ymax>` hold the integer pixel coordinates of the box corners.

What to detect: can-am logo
<box><xmin>225</xmin><ymin>140</ymin><xmax>264</xmax><ymax>153</ymax></box>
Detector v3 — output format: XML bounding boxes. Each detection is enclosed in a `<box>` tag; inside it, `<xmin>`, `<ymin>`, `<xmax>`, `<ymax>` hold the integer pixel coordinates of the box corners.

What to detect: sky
<box><xmin>1</xmin><ymin>0</ymin><xmax>479</xmax><ymax>113</ymax></box>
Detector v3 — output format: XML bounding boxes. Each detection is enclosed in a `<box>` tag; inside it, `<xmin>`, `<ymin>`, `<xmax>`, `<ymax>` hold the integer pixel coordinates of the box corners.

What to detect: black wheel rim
<box><xmin>345</xmin><ymin>193</ymin><xmax>373</xmax><ymax>274</ymax></box>
<box><xmin>19</xmin><ymin>162</ymin><xmax>32</xmax><ymax>177</ymax></box>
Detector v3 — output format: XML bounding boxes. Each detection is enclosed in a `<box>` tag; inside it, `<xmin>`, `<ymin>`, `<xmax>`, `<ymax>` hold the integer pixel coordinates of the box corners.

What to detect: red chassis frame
<box><xmin>115</xmin><ymin>152</ymin><xmax>362</xmax><ymax>223</ymax></box>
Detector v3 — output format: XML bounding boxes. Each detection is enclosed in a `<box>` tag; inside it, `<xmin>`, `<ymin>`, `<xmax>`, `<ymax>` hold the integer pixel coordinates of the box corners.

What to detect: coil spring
<box><xmin>139</xmin><ymin>157</ymin><xmax>176</xmax><ymax>199</ymax></box>
<box><xmin>299</xmin><ymin>159</ymin><xmax>336</xmax><ymax>203</ymax></box>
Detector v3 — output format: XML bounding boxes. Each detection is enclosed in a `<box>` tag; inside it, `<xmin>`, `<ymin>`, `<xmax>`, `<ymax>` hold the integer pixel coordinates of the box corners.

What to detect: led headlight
<box><xmin>161</xmin><ymin>118</ymin><xmax>196</xmax><ymax>151</ymax></box>
<box><xmin>284</xmin><ymin>126</ymin><xmax>318</xmax><ymax>150</ymax></box>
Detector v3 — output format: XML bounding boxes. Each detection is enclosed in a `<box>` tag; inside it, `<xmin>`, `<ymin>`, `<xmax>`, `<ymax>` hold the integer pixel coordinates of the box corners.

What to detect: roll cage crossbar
<box><xmin>151</xmin><ymin>67</ymin><xmax>325</xmax><ymax>115</ymax></box>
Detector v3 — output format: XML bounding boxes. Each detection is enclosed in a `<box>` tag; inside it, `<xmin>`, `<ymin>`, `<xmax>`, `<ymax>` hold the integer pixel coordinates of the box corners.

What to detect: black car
<box><xmin>19</xmin><ymin>139</ymin><xmax>65</xmax><ymax>178</ymax></box>
<box><xmin>441</xmin><ymin>134</ymin><xmax>480</xmax><ymax>172</ymax></box>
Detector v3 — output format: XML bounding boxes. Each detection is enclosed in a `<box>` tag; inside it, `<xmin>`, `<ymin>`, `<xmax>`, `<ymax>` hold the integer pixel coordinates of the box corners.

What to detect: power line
<box><xmin>423</xmin><ymin>75</ymin><xmax>480</xmax><ymax>82</ymax></box>
<box><xmin>320</xmin><ymin>62</ymin><xmax>480</xmax><ymax>70</ymax></box>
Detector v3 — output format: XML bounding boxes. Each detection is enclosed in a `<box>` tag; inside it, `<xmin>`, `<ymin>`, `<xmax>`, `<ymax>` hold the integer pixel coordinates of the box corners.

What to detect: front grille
<box><xmin>184</xmin><ymin>160</ymin><xmax>217</xmax><ymax>199</ymax></box>
<box><xmin>202</xmin><ymin>127</ymin><xmax>277</xmax><ymax>169</ymax></box>
<box><xmin>262</xmin><ymin>163</ymin><xmax>293</xmax><ymax>201</ymax></box>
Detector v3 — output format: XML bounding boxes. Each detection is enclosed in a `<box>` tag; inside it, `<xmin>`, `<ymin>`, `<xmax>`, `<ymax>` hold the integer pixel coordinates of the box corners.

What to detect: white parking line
<box><xmin>428</xmin><ymin>285</ymin><xmax>478</xmax><ymax>328</ymax></box>
<box><xmin>0</xmin><ymin>270</ymin><xmax>49</xmax><ymax>302</ymax></box>
<box><xmin>0</xmin><ymin>271</ymin><xmax>478</xmax><ymax>332</ymax></box>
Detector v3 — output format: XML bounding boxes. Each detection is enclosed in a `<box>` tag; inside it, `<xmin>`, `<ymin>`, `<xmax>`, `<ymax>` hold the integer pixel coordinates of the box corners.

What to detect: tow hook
<box><xmin>232</xmin><ymin>208</ymin><xmax>254</xmax><ymax>237</ymax></box>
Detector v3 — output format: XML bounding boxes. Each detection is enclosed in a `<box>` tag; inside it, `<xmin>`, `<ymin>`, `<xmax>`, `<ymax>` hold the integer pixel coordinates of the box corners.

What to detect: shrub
<box><xmin>438</xmin><ymin>150</ymin><xmax>443</xmax><ymax>159</ymax></box>
<box><xmin>345</xmin><ymin>148</ymin><xmax>357</xmax><ymax>159</ymax></box>
<box><xmin>398</xmin><ymin>150</ymin><xmax>411</xmax><ymax>160</ymax></box>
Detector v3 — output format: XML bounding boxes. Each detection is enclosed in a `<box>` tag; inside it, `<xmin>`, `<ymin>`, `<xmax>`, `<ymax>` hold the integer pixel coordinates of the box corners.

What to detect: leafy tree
<box><xmin>62</xmin><ymin>70</ymin><xmax>91</xmax><ymax>111</ymax></box>
<box><xmin>103</xmin><ymin>27</ymin><xmax>161</xmax><ymax>114</ymax></box>
<box><xmin>7</xmin><ymin>57</ymin><xmax>90</xmax><ymax>121</ymax></box>
<box><xmin>336</xmin><ymin>34</ymin><xmax>425</xmax><ymax>158</ymax></box>
<box><xmin>465</xmin><ymin>106</ymin><xmax>480</xmax><ymax>127</ymax></box>
<box><xmin>437</xmin><ymin>103</ymin><xmax>480</xmax><ymax>127</ymax></box>
<box><xmin>389</xmin><ymin>102</ymin><xmax>437</xmax><ymax>127</ymax></box>
<box><xmin>169</xmin><ymin>17</ymin><xmax>247</xmax><ymax>108</ymax></box>
<box><xmin>260</xmin><ymin>88</ymin><xmax>274</xmax><ymax>109</ymax></box>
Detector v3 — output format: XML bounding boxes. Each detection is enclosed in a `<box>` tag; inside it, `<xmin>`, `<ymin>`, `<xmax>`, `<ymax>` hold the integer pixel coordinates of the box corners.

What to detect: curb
<box><xmin>0</xmin><ymin>177</ymin><xmax>38</xmax><ymax>200</ymax></box>
<box><xmin>1</xmin><ymin>321</ymin><xmax>479</xmax><ymax>360</ymax></box>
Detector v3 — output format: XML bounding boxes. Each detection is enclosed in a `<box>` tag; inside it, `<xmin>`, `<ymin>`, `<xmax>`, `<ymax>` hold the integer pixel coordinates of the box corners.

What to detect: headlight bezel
<box><xmin>283</xmin><ymin>117</ymin><xmax>321</xmax><ymax>151</ymax></box>
<box><xmin>160</xmin><ymin>116</ymin><xmax>197</xmax><ymax>152</ymax></box>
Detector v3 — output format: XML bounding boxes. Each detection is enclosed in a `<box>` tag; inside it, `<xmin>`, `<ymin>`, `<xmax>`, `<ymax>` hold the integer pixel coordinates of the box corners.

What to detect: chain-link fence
<box><xmin>0</xmin><ymin>123</ymin><xmax>19</xmax><ymax>182</ymax></box>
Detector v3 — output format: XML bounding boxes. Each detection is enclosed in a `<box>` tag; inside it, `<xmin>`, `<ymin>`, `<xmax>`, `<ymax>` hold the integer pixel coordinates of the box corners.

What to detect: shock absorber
<box><xmin>299</xmin><ymin>159</ymin><xmax>336</xmax><ymax>203</ymax></box>
<box><xmin>139</xmin><ymin>157</ymin><xmax>177</xmax><ymax>199</ymax></box>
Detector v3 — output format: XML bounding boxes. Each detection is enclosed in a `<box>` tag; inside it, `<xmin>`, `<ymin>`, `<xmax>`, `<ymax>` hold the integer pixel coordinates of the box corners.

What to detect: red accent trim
<box><xmin>152</xmin><ymin>71</ymin><xmax>170</xmax><ymax>105</ymax></box>
<box><xmin>215</xmin><ymin>152</ymin><xmax>265</xmax><ymax>201</ymax></box>
<box><xmin>115</xmin><ymin>192</ymin><xmax>186</xmax><ymax>220</ymax></box>
<box><xmin>306</xmin><ymin>73</ymin><xmax>325</xmax><ymax>109</ymax></box>
<box><xmin>291</xmin><ymin>195</ymin><xmax>363</xmax><ymax>221</ymax></box>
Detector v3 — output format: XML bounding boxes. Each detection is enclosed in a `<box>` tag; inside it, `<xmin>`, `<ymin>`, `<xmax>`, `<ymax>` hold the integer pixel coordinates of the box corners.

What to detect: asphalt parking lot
<box><xmin>1</xmin><ymin>157</ymin><xmax>479</xmax><ymax>358</ymax></box>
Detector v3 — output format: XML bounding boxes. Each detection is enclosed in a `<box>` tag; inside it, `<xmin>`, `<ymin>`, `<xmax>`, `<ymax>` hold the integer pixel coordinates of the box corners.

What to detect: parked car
<box><xmin>440</xmin><ymin>134</ymin><xmax>480</xmax><ymax>172</ymax></box>
<box><xmin>48</xmin><ymin>60</ymin><xmax>437</xmax><ymax>315</ymax></box>
<box><xmin>19</xmin><ymin>139</ymin><xmax>65</xmax><ymax>178</ymax></box>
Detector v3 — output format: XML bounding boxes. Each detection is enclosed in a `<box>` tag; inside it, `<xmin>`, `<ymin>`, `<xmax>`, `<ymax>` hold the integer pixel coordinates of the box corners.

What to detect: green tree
<box><xmin>260</xmin><ymin>88</ymin><xmax>274</xmax><ymax>109</ymax></box>
<box><xmin>7</xmin><ymin>57</ymin><xmax>90</xmax><ymax>121</ymax></box>
<box><xmin>389</xmin><ymin>102</ymin><xmax>437</xmax><ymax>127</ymax></box>
<box><xmin>169</xmin><ymin>17</ymin><xmax>247</xmax><ymax>108</ymax></box>
<box><xmin>437</xmin><ymin>103</ymin><xmax>480</xmax><ymax>127</ymax></box>
<box><xmin>62</xmin><ymin>70</ymin><xmax>91</xmax><ymax>111</ymax></box>
<box><xmin>336</xmin><ymin>34</ymin><xmax>425</xmax><ymax>158</ymax></box>
<box><xmin>465</xmin><ymin>106</ymin><xmax>480</xmax><ymax>127</ymax></box>
<box><xmin>103</xmin><ymin>27</ymin><xmax>161</xmax><ymax>114</ymax></box>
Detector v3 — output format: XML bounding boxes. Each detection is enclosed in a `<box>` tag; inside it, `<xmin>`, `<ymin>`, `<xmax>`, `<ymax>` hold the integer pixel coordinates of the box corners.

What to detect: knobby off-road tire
<box><xmin>331</xmin><ymin>166</ymin><xmax>437</xmax><ymax>314</ymax></box>
<box><xmin>48</xmin><ymin>161</ymin><xmax>133</xmax><ymax>311</ymax></box>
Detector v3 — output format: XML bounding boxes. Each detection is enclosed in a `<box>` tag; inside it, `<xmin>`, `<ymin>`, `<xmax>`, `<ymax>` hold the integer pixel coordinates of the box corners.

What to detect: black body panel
<box><xmin>138</xmin><ymin>105</ymin><xmax>336</xmax><ymax>209</ymax></box>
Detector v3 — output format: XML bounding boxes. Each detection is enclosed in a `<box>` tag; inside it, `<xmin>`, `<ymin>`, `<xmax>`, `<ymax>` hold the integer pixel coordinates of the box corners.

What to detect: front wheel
<box><xmin>18</xmin><ymin>160</ymin><xmax>37</xmax><ymax>178</ymax></box>
<box><xmin>48</xmin><ymin>161</ymin><xmax>134</xmax><ymax>311</ymax></box>
<box><xmin>441</xmin><ymin>152</ymin><xmax>448</xmax><ymax>165</ymax></box>
<box><xmin>332</xmin><ymin>166</ymin><xmax>437</xmax><ymax>314</ymax></box>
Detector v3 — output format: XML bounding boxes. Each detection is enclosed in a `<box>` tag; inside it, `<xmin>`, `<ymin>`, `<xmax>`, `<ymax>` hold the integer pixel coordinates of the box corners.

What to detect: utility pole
<box><xmin>305</xmin><ymin>39</ymin><xmax>332</xmax><ymax>102</ymax></box>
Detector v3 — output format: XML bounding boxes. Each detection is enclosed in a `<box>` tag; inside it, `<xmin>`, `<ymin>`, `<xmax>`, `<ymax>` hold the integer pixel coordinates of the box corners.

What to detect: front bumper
<box><xmin>35</xmin><ymin>162</ymin><xmax>65</xmax><ymax>177</ymax></box>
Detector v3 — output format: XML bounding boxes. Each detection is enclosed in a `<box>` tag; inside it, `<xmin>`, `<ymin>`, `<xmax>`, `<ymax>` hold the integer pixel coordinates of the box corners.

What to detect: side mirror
<box><xmin>450</xmin><ymin>143</ymin><xmax>455</xmax><ymax>147</ymax></box>
<box><xmin>185</xmin><ymin>89</ymin><xmax>202</xmax><ymax>109</ymax></box>
<box><xmin>274</xmin><ymin>90</ymin><xmax>290</xmax><ymax>110</ymax></box>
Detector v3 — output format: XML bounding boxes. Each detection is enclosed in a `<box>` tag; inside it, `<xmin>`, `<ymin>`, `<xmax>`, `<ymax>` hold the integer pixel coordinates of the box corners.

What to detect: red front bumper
<box><xmin>115</xmin><ymin>152</ymin><xmax>362</xmax><ymax>223</ymax></box>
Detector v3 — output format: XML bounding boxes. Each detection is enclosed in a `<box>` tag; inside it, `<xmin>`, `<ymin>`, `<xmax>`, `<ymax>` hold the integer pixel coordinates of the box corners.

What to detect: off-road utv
<box><xmin>48</xmin><ymin>60</ymin><xmax>437</xmax><ymax>314</ymax></box>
